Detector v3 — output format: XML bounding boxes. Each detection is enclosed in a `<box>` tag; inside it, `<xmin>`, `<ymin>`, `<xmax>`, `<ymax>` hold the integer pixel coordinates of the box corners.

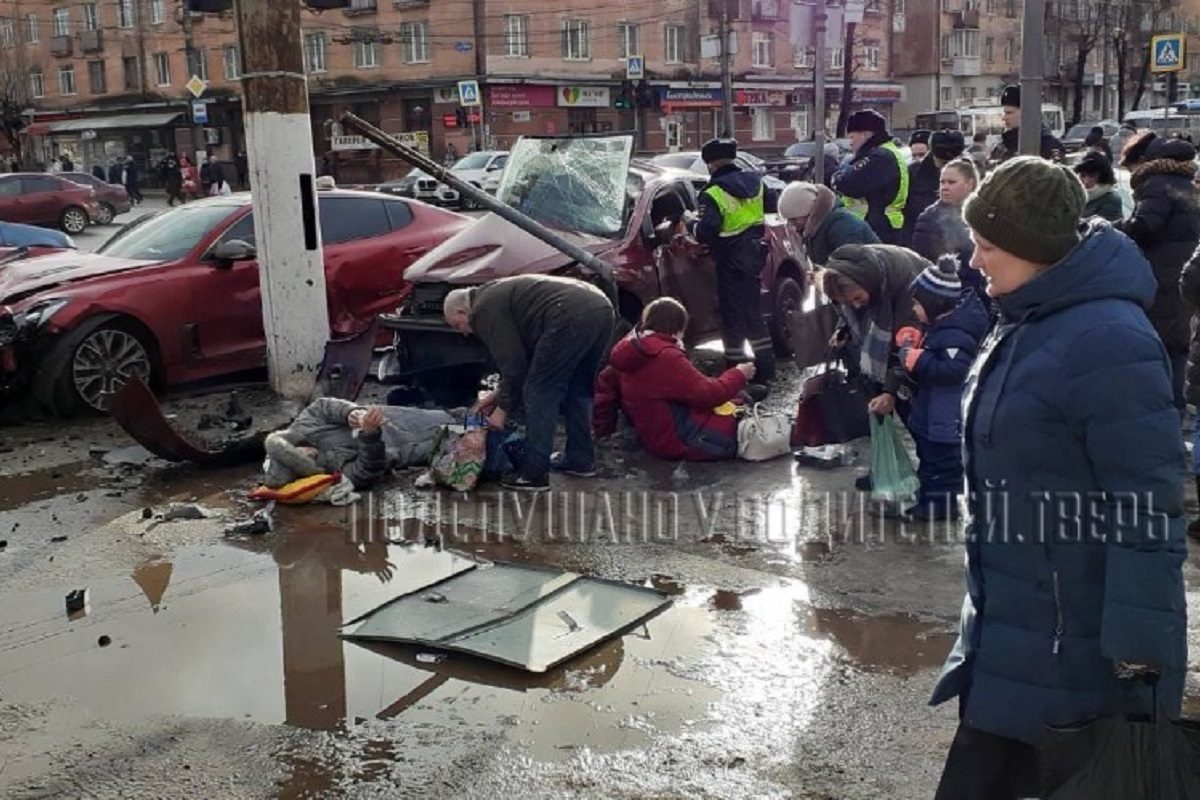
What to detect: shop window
<box><xmin>562</xmin><ymin>19</ymin><xmax>590</xmax><ymax>61</ymax></box>
<box><xmin>401</xmin><ymin>21</ymin><xmax>429</xmax><ymax>64</ymax></box>
<box><xmin>664</xmin><ymin>119</ymin><xmax>682</xmax><ymax>151</ymax></box>
<box><xmin>304</xmin><ymin>33</ymin><xmax>327</xmax><ymax>73</ymax></box>
<box><xmin>751</xmin><ymin>107</ymin><xmax>774</xmax><ymax>142</ymax></box>
<box><xmin>791</xmin><ymin>108</ymin><xmax>810</xmax><ymax>140</ymax></box>
<box><xmin>88</xmin><ymin>60</ymin><xmax>106</xmax><ymax>94</ymax></box>
<box><xmin>504</xmin><ymin>15</ymin><xmax>528</xmax><ymax>57</ymax></box>
<box><xmin>567</xmin><ymin>107</ymin><xmax>598</xmax><ymax>134</ymax></box>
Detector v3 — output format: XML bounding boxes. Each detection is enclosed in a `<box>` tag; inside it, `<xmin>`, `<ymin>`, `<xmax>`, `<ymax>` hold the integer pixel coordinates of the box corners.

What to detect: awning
<box><xmin>35</xmin><ymin>111</ymin><xmax>182</xmax><ymax>135</ymax></box>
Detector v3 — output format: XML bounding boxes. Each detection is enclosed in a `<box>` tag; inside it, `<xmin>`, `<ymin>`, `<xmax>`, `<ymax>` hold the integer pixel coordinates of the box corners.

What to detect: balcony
<box><xmin>49</xmin><ymin>35</ymin><xmax>73</xmax><ymax>57</ymax></box>
<box><xmin>392</xmin><ymin>0</ymin><xmax>430</xmax><ymax>7</ymax></box>
<box><xmin>952</xmin><ymin>9</ymin><xmax>980</xmax><ymax>28</ymax></box>
<box><xmin>80</xmin><ymin>29</ymin><xmax>103</xmax><ymax>53</ymax></box>
<box><xmin>950</xmin><ymin>56</ymin><xmax>981</xmax><ymax>77</ymax></box>
<box><xmin>343</xmin><ymin>0</ymin><xmax>377</xmax><ymax>17</ymax></box>
<box><xmin>751</xmin><ymin>0</ymin><xmax>780</xmax><ymax>21</ymax></box>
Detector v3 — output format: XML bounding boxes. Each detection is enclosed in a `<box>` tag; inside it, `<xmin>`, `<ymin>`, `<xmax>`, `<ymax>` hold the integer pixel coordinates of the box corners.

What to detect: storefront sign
<box><xmin>734</xmin><ymin>89</ymin><xmax>788</xmax><ymax>107</ymax></box>
<box><xmin>512</xmin><ymin>111</ymin><xmax>531</xmax><ymax>122</ymax></box>
<box><xmin>332</xmin><ymin>132</ymin><xmax>429</xmax><ymax>154</ymax></box>
<box><xmin>489</xmin><ymin>85</ymin><xmax>557</xmax><ymax>108</ymax></box>
<box><xmin>557</xmin><ymin>86</ymin><xmax>611</xmax><ymax>108</ymax></box>
<box><xmin>658</xmin><ymin>88</ymin><xmax>724</xmax><ymax>109</ymax></box>
<box><xmin>442</xmin><ymin>112</ymin><xmax>482</xmax><ymax>129</ymax></box>
<box><xmin>853</xmin><ymin>85</ymin><xmax>905</xmax><ymax>103</ymax></box>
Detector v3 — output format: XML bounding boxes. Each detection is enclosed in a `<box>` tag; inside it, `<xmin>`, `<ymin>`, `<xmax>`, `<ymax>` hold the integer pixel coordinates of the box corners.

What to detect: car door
<box><xmin>20</xmin><ymin>175</ymin><xmax>66</xmax><ymax>226</ymax></box>
<box><xmin>317</xmin><ymin>195</ymin><xmax>421</xmax><ymax>336</ymax></box>
<box><xmin>650</xmin><ymin>180</ymin><xmax>723</xmax><ymax>344</ymax></box>
<box><xmin>0</xmin><ymin>176</ymin><xmax>25</xmax><ymax>222</ymax></box>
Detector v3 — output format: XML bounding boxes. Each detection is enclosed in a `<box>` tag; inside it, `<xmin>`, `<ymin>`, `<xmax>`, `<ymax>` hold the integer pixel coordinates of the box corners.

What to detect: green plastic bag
<box><xmin>868</xmin><ymin>415</ymin><xmax>919</xmax><ymax>503</ymax></box>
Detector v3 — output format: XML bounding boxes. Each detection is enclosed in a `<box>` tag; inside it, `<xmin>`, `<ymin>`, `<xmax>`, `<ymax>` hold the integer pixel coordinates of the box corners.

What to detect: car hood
<box><xmin>0</xmin><ymin>251</ymin><xmax>159</xmax><ymax>304</ymax></box>
<box><xmin>404</xmin><ymin>212</ymin><xmax>612</xmax><ymax>284</ymax></box>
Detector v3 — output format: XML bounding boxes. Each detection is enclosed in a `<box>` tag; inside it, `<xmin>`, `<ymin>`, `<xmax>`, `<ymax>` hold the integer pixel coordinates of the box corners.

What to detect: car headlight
<box><xmin>17</xmin><ymin>298</ymin><xmax>70</xmax><ymax>331</ymax></box>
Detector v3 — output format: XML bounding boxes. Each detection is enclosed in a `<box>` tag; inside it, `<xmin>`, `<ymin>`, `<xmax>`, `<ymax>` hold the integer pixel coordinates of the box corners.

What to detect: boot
<box><xmin>1190</xmin><ymin>476</ymin><xmax>1200</xmax><ymax>543</ymax></box>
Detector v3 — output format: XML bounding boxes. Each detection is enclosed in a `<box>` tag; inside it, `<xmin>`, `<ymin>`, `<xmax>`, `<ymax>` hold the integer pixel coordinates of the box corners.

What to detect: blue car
<box><xmin>0</xmin><ymin>221</ymin><xmax>75</xmax><ymax>250</ymax></box>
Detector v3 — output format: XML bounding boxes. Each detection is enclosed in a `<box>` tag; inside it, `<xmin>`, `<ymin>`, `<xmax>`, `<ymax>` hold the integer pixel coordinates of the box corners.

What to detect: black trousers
<box><xmin>716</xmin><ymin>266</ymin><xmax>774</xmax><ymax>379</ymax></box>
<box><xmin>935</xmin><ymin>722</ymin><xmax>1099</xmax><ymax>800</ymax></box>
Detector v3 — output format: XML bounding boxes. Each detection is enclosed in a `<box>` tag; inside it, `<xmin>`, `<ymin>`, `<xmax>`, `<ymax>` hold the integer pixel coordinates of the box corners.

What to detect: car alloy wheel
<box><xmin>71</xmin><ymin>328</ymin><xmax>151</xmax><ymax>411</ymax></box>
<box><xmin>61</xmin><ymin>207</ymin><xmax>88</xmax><ymax>235</ymax></box>
<box><xmin>95</xmin><ymin>203</ymin><xmax>115</xmax><ymax>225</ymax></box>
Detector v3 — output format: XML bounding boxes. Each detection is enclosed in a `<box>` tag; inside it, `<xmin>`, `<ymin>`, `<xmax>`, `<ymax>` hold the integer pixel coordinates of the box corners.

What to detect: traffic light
<box><xmin>614</xmin><ymin>81</ymin><xmax>633</xmax><ymax>110</ymax></box>
<box><xmin>635</xmin><ymin>80</ymin><xmax>654</xmax><ymax>109</ymax></box>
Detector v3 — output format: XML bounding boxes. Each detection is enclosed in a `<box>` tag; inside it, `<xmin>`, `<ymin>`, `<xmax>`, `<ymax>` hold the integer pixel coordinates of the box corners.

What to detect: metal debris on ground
<box><xmin>65</xmin><ymin>589</ymin><xmax>88</xmax><ymax>614</ymax></box>
<box><xmin>224</xmin><ymin>505</ymin><xmax>274</xmax><ymax>537</ymax></box>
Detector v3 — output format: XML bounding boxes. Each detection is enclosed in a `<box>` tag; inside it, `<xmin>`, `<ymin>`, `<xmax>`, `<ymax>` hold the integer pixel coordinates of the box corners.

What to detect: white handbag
<box><xmin>736</xmin><ymin>404</ymin><xmax>794</xmax><ymax>461</ymax></box>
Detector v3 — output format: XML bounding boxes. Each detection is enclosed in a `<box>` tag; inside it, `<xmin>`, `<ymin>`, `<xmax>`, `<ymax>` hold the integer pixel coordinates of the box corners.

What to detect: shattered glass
<box><xmin>495</xmin><ymin>134</ymin><xmax>634</xmax><ymax>239</ymax></box>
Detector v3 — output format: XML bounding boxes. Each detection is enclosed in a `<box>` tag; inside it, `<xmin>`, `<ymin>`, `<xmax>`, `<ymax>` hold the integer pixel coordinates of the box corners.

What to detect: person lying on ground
<box><xmin>263</xmin><ymin>398</ymin><xmax>455</xmax><ymax>491</ymax></box>
<box><xmin>593</xmin><ymin>297</ymin><xmax>755</xmax><ymax>461</ymax></box>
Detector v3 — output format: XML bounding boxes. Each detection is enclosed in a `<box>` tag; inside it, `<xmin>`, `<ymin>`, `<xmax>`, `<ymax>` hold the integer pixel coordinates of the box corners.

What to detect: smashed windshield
<box><xmin>496</xmin><ymin>134</ymin><xmax>634</xmax><ymax>238</ymax></box>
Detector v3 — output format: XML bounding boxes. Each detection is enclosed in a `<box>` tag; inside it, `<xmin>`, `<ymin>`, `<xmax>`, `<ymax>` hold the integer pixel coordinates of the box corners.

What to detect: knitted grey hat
<box><xmin>963</xmin><ymin>156</ymin><xmax>1085</xmax><ymax>265</ymax></box>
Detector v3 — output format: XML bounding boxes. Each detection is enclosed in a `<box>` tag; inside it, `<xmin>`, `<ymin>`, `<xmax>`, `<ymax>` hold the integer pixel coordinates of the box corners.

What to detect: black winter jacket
<box><xmin>831</xmin><ymin>131</ymin><xmax>905</xmax><ymax>245</ymax></box>
<box><xmin>693</xmin><ymin>164</ymin><xmax>778</xmax><ymax>275</ymax></box>
<box><xmin>993</xmin><ymin>126</ymin><xmax>1065</xmax><ymax>162</ymax></box>
<box><xmin>1179</xmin><ymin>249</ymin><xmax>1200</xmax><ymax>405</ymax></box>
<box><xmin>1115</xmin><ymin>138</ymin><xmax>1200</xmax><ymax>353</ymax></box>
<box><xmin>798</xmin><ymin>183</ymin><xmax>880</xmax><ymax>266</ymax></box>
<box><xmin>903</xmin><ymin>157</ymin><xmax>939</xmax><ymax>235</ymax></box>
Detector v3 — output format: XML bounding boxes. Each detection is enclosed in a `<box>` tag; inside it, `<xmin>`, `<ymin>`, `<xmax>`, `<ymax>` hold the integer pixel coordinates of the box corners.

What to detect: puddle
<box><xmin>803</xmin><ymin>607</ymin><xmax>956</xmax><ymax>677</ymax></box>
<box><xmin>0</xmin><ymin>462</ymin><xmax>101</xmax><ymax>512</ymax></box>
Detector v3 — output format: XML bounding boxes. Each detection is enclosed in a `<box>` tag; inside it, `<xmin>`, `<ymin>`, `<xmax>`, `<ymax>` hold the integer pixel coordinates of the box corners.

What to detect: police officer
<box><xmin>687</xmin><ymin>138</ymin><xmax>778</xmax><ymax>382</ymax></box>
<box><xmin>992</xmin><ymin>84</ymin><xmax>1064</xmax><ymax>163</ymax></box>
<box><xmin>832</xmin><ymin>109</ymin><xmax>909</xmax><ymax>245</ymax></box>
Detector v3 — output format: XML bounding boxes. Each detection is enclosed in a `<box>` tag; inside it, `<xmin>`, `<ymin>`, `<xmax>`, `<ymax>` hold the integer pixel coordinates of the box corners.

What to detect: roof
<box><xmin>31</xmin><ymin>112</ymin><xmax>182</xmax><ymax>135</ymax></box>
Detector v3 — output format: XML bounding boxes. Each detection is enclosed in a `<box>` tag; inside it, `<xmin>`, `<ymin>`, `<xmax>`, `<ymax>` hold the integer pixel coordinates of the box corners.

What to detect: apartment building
<box><xmin>890</xmin><ymin>0</ymin><xmax>1023</xmax><ymax>127</ymax></box>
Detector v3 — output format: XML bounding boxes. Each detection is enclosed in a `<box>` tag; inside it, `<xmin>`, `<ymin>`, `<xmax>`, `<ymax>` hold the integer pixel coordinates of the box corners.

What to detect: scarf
<box><xmin>826</xmin><ymin>247</ymin><xmax>894</xmax><ymax>383</ymax></box>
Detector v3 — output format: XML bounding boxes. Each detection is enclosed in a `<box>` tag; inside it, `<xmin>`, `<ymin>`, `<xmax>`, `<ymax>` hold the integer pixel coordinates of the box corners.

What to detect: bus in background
<box><xmin>1122</xmin><ymin>106</ymin><xmax>1195</xmax><ymax>138</ymax></box>
<box><xmin>914</xmin><ymin>104</ymin><xmax>1065</xmax><ymax>150</ymax></box>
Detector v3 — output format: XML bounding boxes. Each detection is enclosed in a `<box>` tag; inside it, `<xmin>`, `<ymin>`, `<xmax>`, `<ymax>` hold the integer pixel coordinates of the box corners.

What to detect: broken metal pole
<box><xmin>338</xmin><ymin>112</ymin><xmax>616</xmax><ymax>298</ymax></box>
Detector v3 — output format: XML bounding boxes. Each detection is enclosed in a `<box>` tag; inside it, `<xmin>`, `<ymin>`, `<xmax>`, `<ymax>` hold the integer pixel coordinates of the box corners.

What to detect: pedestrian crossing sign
<box><xmin>457</xmin><ymin>80</ymin><xmax>481</xmax><ymax>107</ymax></box>
<box><xmin>1152</xmin><ymin>34</ymin><xmax>1185</xmax><ymax>73</ymax></box>
<box><xmin>626</xmin><ymin>55</ymin><xmax>645</xmax><ymax>79</ymax></box>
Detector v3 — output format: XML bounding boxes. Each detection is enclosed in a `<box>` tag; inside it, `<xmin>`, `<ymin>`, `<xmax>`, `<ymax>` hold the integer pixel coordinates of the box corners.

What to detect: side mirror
<box><xmin>210</xmin><ymin>239</ymin><xmax>256</xmax><ymax>265</ymax></box>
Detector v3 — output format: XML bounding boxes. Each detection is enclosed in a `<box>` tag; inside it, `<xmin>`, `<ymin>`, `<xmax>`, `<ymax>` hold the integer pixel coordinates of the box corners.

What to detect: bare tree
<box><xmin>0</xmin><ymin>45</ymin><xmax>32</xmax><ymax>166</ymax></box>
<box><xmin>1108</xmin><ymin>0</ymin><xmax>1168</xmax><ymax>113</ymax></box>
<box><xmin>1060</xmin><ymin>3</ymin><xmax>1110</xmax><ymax>127</ymax></box>
<box><xmin>835</xmin><ymin>21</ymin><xmax>857</xmax><ymax>136</ymax></box>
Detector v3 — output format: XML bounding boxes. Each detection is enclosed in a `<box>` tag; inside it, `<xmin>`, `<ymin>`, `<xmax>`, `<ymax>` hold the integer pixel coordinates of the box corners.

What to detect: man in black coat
<box><xmin>831</xmin><ymin>109</ymin><xmax>909</xmax><ymax>245</ymax></box>
<box><xmin>686</xmin><ymin>137</ymin><xmax>779</xmax><ymax>382</ymax></box>
<box><xmin>106</xmin><ymin>158</ymin><xmax>122</xmax><ymax>184</ymax></box>
<box><xmin>123</xmin><ymin>157</ymin><xmax>142</xmax><ymax>205</ymax></box>
<box><xmin>904</xmin><ymin>129</ymin><xmax>966</xmax><ymax>238</ymax></box>
<box><xmin>199</xmin><ymin>155</ymin><xmax>220</xmax><ymax>196</ymax></box>
<box><xmin>991</xmin><ymin>84</ymin><xmax>1064</xmax><ymax>163</ymax></box>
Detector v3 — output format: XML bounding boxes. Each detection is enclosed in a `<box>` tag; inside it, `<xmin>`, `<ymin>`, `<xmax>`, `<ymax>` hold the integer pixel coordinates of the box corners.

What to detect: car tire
<box><xmin>94</xmin><ymin>202</ymin><xmax>115</xmax><ymax>225</ymax></box>
<box><xmin>459</xmin><ymin>194</ymin><xmax>478</xmax><ymax>211</ymax></box>
<box><xmin>769</xmin><ymin>274</ymin><xmax>805</xmax><ymax>357</ymax></box>
<box><xmin>60</xmin><ymin>205</ymin><xmax>89</xmax><ymax>235</ymax></box>
<box><xmin>33</xmin><ymin>316</ymin><xmax>158</xmax><ymax>416</ymax></box>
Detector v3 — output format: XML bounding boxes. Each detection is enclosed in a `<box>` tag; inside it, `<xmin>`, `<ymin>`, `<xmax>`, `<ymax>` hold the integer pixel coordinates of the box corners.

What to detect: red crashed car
<box><xmin>0</xmin><ymin>190</ymin><xmax>467</xmax><ymax>414</ymax></box>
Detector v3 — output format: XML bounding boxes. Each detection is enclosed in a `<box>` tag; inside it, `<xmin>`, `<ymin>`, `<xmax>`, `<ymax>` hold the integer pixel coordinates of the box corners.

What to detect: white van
<box><xmin>914</xmin><ymin>103</ymin><xmax>1066</xmax><ymax>150</ymax></box>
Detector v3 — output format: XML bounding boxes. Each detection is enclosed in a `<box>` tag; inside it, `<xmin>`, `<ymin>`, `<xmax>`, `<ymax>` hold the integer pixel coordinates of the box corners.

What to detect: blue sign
<box><xmin>1152</xmin><ymin>34</ymin><xmax>1185</xmax><ymax>73</ymax></box>
<box><xmin>191</xmin><ymin>100</ymin><xmax>208</xmax><ymax>125</ymax></box>
<box><xmin>626</xmin><ymin>55</ymin><xmax>644</xmax><ymax>79</ymax></box>
<box><xmin>457</xmin><ymin>79</ymin><xmax>481</xmax><ymax>107</ymax></box>
<box><xmin>454</xmin><ymin>41</ymin><xmax>473</xmax><ymax>53</ymax></box>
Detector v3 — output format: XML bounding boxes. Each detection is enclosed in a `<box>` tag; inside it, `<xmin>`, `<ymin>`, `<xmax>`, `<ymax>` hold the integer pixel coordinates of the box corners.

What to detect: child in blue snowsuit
<box><xmin>895</xmin><ymin>257</ymin><xmax>990</xmax><ymax>520</ymax></box>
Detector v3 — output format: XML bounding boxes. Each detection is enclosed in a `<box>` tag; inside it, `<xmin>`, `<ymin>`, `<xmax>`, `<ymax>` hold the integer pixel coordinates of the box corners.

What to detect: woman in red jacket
<box><xmin>594</xmin><ymin>298</ymin><xmax>755</xmax><ymax>460</ymax></box>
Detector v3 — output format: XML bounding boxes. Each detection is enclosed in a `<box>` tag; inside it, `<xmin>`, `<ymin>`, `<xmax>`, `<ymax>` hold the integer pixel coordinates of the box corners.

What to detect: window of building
<box><xmin>1005</xmin><ymin>0</ymin><xmax>1016</xmax><ymax>17</ymax></box>
<box><xmin>940</xmin><ymin>0</ymin><xmax>951</xmax><ymax>10</ymax></box>
<box><xmin>188</xmin><ymin>48</ymin><xmax>208</xmax><ymax>80</ymax></box>
<box><xmin>83</xmin><ymin>3</ymin><xmax>98</xmax><ymax>31</ymax></box>
<box><xmin>562</xmin><ymin>19</ymin><xmax>590</xmax><ymax>61</ymax></box>
<box><xmin>25</xmin><ymin>13</ymin><xmax>38</xmax><ymax>43</ymax></box>
<box><xmin>831</xmin><ymin>45</ymin><xmax>844</xmax><ymax>69</ymax></box>
<box><xmin>960</xmin><ymin>86</ymin><xmax>976</xmax><ymax>101</ymax></box>
<box><xmin>665</xmin><ymin>25</ymin><xmax>683</xmax><ymax>63</ymax></box>
<box><xmin>123</xmin><ymin>55</ymin><xmax>139</xmax><ymax>90</ymax></box>
<box><xmin>1004</xmin><ymin>37</ymin><xmax>1015</xmax><ymax>62</ymax></box>
<box><xmin>794</xmin><ymin>45</ymin><xmax>813</xmax><ymax>68</ymax></box>
<box><xmin>88</xmin><ymin>60</ymin><xmax>105</xmax><ymax>93</ymax></box>
<box><xmin>224</xmin><ymin>45</ymin><xmax>240</xmax><ymax>80</ymax></box>
<box><xmin>117</xmin><ymin>0</ymin><xmax>134</xmax><ymax>28</ymax></box>
<box><xmin>940</xmin><ymin>85</ymin><xmax>952</xmax><ymax>105</ymax></box>
<box><xmin>504</xmin><ymin>15</ymin><xmax>528</xmax><ymax>57</ymax></box>
<box><xmin>617</xmin><ymin>22</ymin><xmax>638</xmax><ymax>59</ymax></box>
<box><xmin>304</xmin><ymin>32</ymin><xmax>326</xmax><ymax>72</ymax></box>
<box><xmin>752</xmin><ymin>32</ymin><xmax>774</xmax><ymax>68</ymax></box>
<box><xmin>950</xmin><ymin>29</ymin><xmax>979</xmax><ymax>58</ymax></box>
<box><xmin>0</xmin><ymin>18</ymin><xmax>13</xmax><ymax>47</ymax></box>
<box><xmin>401</xmin><ymin>21</ymin><xmax>429</xmax><ymax>63</ymax></box>
<box><xmin>986</xmin><ymin>0</ymin><xmax>996</xmax><ymax>13</ymax></box>
<box><xmin>894</xmin><ymin>0</ymin><xmax>904</xmax><ymax>11</ymax></box>
<box><xmin>984</xmin><ymin>36</ymin><xmax>994</xmax><ymax>61</ymax></box>
<box><xmin>355</xmin><ymin>37</ymin><xmax>379</xmax><ymax>69</ymax></box>
<box><xmin>151</xmin><ymin>0</ymin><xmax>165</xmax><ymax>25</ymax></box>
<box><xmin>154</xmin><ymin>51</ymin><xmax>170</xmax><ymax>86</ymax></box>
<box><xmin>53</xmin><ymin>8</ymin><xmax>69</xmax><ymax>37</ymax></box>
<box><xmin>58</xmin><ymin>65</ymin><xmax>76</xmax><ymax>96</ymax></box>
<box><xmin>863</xmin><ymin>44</ymin><xmax>880</xmax><ymax>70</ymax></box>
<box><xmin>664</xmin><ymin>119</ymin><xmax>682</xmax><ymax>150</ymax></box>
<box><xmin>791</xmin><ymin>107</ymin><xmax>810</xmax><ymax>140</ymax></box>
<box><xmin>751</xmin><ymin>107</ymin><xmax>774</xmax><ymax>141</ymax></box>
<box><xmin>29</xmin><ymin>70</ymin><xmax>43</xmax><ymax>98</ymax></box>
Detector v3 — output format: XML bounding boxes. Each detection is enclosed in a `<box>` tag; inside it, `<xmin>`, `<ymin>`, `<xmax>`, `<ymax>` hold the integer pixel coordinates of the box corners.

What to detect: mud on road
<box><xmin>1</xmin><ymin>383</ymin><xmax>1198</xmax><ymax>799</ymax></box>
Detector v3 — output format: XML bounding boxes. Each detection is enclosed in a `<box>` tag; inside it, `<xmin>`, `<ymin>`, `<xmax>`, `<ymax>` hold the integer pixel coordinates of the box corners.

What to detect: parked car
<box><xmin>0</xmin><ymin>173</ymin><xmax>102</xmax><ymax>235</ymax></box>
<box><xmin>380</xmin><ymin>135</ymin><xmax>808</xmax><ymax>398</ymax></box>
<box><xmin>0</xmin><ymin>190</ymin><xmax>469</xmax><ymax>414</ymax></box>
<box><xmin>61</xmin><ymin>172</ymin><xmax>132</xmax><ymax>225</ymax></box>
<box><xmin>1061</xmin><ymin>119</ymin><xmax>1121</xmax><ymax>152</ymax></box>
<box><xmin>763</xmin><ymin>140</ymin><xmax>853</xmax><ymax>182</ymax></box>
<box><xmin>0</xmin><ymin>220</ymin><xmax>75</xmax><ymax>250</ymax></box>
<box><xmin>648</xmin><ymin>151</ymin><xmax>786</xmax><ymax>192</ymax></box>
<box><xmin>377</xmin><ymin>168</ymin><xmax>441</xmax><ymax>203</ymax></box>
<box><xmin>434</xmin><ymin>151</ymin><xmax>509</xmax><ymax>209</ymax></box>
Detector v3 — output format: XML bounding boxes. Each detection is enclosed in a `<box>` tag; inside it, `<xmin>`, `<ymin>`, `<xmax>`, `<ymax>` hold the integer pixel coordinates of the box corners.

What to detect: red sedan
<box><xmin>0</xmin><ymin>190</ymin><xmax>467</xmax><ymax>414</ymax></box>
<box><xmin>0</xmin><ymin>173</ymin><xmax>103</xmax><ymax>234</ymax></box>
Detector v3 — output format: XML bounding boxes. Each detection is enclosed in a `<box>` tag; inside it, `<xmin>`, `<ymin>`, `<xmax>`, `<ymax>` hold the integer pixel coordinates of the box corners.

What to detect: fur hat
<box><xmin>701</xmin><ymin>138</ymin><xmax>738</xmax><ymax>163</ymax></box>
<box><xmin>1000</xmin><ymin>84</ymin><xmax>1020</xmax><ymax>108</ymax></box>
<box><xmin>909</xmin><ymin>129</ymin><xmax>932</xmax><ymax>146</ymax></box>
<box><xmin>847</xmin><ymin>109</ymin><xmax>887</xmax><ymax>135</ymax></box>
<box><xmin>931</xmin><ymin>130</ymin><xmax>966</xmax><ymax>161</ymax></box>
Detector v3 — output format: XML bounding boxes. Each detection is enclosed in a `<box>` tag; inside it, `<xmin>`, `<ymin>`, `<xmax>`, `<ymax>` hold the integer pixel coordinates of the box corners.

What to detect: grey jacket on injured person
<box><xmin>265</xmin><ymin>398</ymin><xmax>455</xmax><ymax>489</ymax></box>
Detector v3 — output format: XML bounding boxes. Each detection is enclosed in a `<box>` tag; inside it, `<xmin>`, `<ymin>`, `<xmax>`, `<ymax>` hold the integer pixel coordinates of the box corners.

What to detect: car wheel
<box><xmin>34</xmin><ymin>317</ymin><xmax>157</xmax><ymax>416</ymax></box>
<box><xmin>60</xmin><ymin>206</ymin><xmax>89</xmax><ymax>235</ymax></box>
<box><xmin>769</xmin><ymin>275</ymin><xmax>805</xmax><ymax>357</ymax></box>
<box><xmin>94</xmin><ymin>202</ymin><xmax>115</xmax><ymax>225</ymax></box>
<box><xmin>459</xmin><ymin>194</ymin><xmax>477</xmax><ymax>211</ymax></box>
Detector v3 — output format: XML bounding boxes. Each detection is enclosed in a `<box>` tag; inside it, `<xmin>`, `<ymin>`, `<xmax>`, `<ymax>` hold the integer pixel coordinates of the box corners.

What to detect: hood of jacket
<box><xmin>609</xmin><ymin>331</ymin><xmax>680</xmax><ymax>373</ymax></box>
<box><xmin>804</xmin><ymin>184</ymin><xmax>839</xmax><ymax>238</ymax></box>
<box><xmin>706</xmin><ymin>164</ymin><xmax>763</xmax><ymax>200</ymax></box>
<box><xmin>1144</xmin><ymin>136</ymin><xmax>1197</xmax><ymax>162</ymax></box>
<box><xmin>995</xmin><ymin>221</ymin><xmax>1156</xmax><ymax>323</ymax></box>
<box><xmin>1130</xmin><ymin>156</ymin><xmax>1197</xmax><ymax>190</ymax></box>
<box><xmin>935</xmin><ymin>290</ymin><xmax>992</xmax><ymax>340</ymax></box>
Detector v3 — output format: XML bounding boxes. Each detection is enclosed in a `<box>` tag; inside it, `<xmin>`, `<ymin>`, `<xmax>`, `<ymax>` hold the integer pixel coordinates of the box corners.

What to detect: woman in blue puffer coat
<box><xmin>930</xmin><ymin>157</ymin><xmax>1189</xmax><ymax>799</ymax></box>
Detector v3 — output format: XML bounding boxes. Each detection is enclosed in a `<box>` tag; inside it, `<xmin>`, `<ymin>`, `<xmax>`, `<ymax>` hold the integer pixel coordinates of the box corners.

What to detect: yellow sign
<box><xmin>185</xmin><ymin>75</ymin><xmax>207</xmax><ymax>99</ymax></box>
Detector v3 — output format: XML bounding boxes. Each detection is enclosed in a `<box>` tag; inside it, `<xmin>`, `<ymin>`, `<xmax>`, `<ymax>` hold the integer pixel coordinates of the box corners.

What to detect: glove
<box><xmin>894</xmin><ymin>326</ymin><xmax>924</xmax><ymax>349</ymax></box>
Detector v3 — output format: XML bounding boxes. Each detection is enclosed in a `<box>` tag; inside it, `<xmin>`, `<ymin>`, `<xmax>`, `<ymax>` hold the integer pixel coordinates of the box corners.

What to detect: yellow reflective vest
<box><xmin>843</xmin><ymin>140</ymin><xmax>909</xmax><ymax>231</ymax></box>
<box><xmin>703</xmin><ymin>184</ymin><xmax>765</xmax><ymax>237</ymax></box>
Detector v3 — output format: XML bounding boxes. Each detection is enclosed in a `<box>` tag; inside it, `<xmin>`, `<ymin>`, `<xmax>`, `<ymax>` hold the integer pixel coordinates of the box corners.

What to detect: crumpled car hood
<box><xmin>404</xmin><ymin>212</ymin><xmax>612</xmax><ymax>284</ymax></box>
<box><xmin>0</xmin><ymin>251</ymin><xmax>158</xmax><ymax>304</ymax></box>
